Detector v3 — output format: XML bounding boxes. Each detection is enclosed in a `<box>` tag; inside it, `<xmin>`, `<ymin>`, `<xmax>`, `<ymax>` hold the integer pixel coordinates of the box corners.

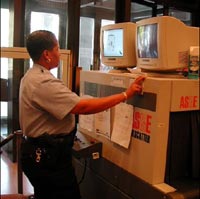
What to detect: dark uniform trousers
<box><xmin>20</xmin><ymin>132</ymin><xmax>81</xmax><ymax>199</ymax></box>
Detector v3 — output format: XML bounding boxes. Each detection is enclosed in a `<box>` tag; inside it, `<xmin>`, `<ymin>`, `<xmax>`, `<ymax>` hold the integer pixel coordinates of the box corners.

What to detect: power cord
<box><xmin>78</xmin><ymin>158</ymin><xmax>87</xmax><ymax>185</ymax></box>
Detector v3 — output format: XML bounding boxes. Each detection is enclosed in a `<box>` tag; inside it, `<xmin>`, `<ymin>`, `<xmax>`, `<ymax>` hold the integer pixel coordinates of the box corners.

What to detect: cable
<box><xmin>78</xmin><ymin>158</ymin><xmax>87</xmax><ymax>185</ymax></box>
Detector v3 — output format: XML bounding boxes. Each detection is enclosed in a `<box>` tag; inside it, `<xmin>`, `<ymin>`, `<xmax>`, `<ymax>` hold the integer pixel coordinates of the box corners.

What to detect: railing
<box><xmin>0</xmin><ymin>47</ymin><xmax>72</xmax><ymax>89</ymax></box>
<box><xmin>0</xmin><ymin>130</ymin><xmax>23</xmax><ymax>194</ymax></box>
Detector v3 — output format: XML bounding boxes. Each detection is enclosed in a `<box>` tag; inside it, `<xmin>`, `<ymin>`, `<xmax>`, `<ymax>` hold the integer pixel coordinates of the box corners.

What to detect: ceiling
<box><xmin>79</xmin><ymin>0</ymin><xmax>199</xmax><ymax>13</ymax></box>
<box><xmin>46</xmin><ymin>0</ymin><xmax>199</xmax><ymax>13</ymax></box>
<box><xmin>79</xmin><ymin>0</ymin><xmax>195</xmax><ymax>23</ymax></box>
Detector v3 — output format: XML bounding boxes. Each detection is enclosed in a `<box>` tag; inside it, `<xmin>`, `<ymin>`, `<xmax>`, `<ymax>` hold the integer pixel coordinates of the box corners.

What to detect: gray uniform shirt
<box><xmin>19</xmin><ymin>64</ymin><xmax>80</xmax><ymax>137</ymax></box>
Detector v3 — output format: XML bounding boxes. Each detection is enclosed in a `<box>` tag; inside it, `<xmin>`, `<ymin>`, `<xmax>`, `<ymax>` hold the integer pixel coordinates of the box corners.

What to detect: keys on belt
<box><xmin>35</xmin><ymin>148</ymin><xmax>42</xmax><ymax>163</ymax></box>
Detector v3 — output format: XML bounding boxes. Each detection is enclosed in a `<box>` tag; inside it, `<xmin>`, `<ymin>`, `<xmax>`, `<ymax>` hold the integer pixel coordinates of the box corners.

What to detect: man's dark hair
<box><xmin>26</xmin><ymin>30</ymin><xmax>57</xmax><ymax>61</ymax></box>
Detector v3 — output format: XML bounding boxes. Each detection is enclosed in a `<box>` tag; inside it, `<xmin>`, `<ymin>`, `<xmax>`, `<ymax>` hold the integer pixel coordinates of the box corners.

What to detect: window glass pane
<box><xmin>1</xmin><ymin>58</ymin><xmax>9</xmax><ymax>79</ymax></box>
<box><xmin>1</xmin><ymin>8</ymin><xmax>9</xmax><ymax>137</ymax></box>
<box><xmin>131</xmin><ymin>3</ymin><xmax>152</xmax><ymax>22</ymax></box>
<box><xmin>80</xmin><ymin>0</ymin><xmax>115</xmax><ymax>70</ymax></box>
<box><xmin>101</xmin><ymin>19</ymin><xmax>114</xmax><ymax>26</ymax></box>
<box><xmin>1</xmin><ymin>8</ymin><xmax>9</xmax><ymax>47</ymax></box>
<box><xmin>31</xmin><ymin>11</ymin><xmax>59</xmax><ymax>37</ymax></box>
<box><xmin>30</xmin><ymin>11</ymin><xmax>60</xmax><ymax>77</ymax></box>
<box><xmin>1</xmin><ymin>58</ymin><xmax>8</xmax><ymax>136</ymax></box>
<box><xmin>169</xmin><ymin>9</ymin><xmax>192</xmax><ymax>25</ymax></box>
<box><xmin>79</xmin><ymin>17</ymin><xmax>94</xmax><ymax>71</ymax></box>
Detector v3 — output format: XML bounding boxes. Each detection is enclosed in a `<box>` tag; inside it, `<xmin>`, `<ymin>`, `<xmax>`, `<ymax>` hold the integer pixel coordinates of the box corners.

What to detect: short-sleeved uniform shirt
<box><xmin>19</xmin><ymin>64</ymin><xmax>80</xmax><ymax>137</ymax></box>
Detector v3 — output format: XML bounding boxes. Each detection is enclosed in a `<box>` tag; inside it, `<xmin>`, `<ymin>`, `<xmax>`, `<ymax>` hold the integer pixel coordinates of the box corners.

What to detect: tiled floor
<box><xmin>0</xmin><ymin>151</ymin><xmax>34</xmax><ymax>195</ymax></box>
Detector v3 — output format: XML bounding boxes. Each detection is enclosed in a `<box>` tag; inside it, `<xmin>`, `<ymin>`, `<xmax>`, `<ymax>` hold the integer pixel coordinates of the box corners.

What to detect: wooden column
<box><xmin>163</xmin><ymin>4</ymin><xmax>169</xmax><ymax>16</ymax></box>
<box><xmin>13</xmin><ymin>0</ymin><xmax>26</xmax><ymax>47</ymax></box>
<box><xmin>191</xmin><ymin>12</ymin><xmax>200</xmax><ymax>27</ymax></box>
<box><xmin>152</xmin><ymin>2</ymin><xmax>157</xmax><ymax>17</ymax></box>
<box><xmin>115</xmin><ymin>0</ymin><xmax>131</xmax><ymax>23</ymax></box>
<box><xmin>67</xmin><ymin>0</ymin><xmax>80</xmax><ymax>93</ymax></box>
<box><xmin>93</xmin><ymin>17</ymin><xmax>101</xmax><ymax>70</ymax></box>
<box><xmin>7</xmin><ymin>0</ymin><xmax>26</xmax><ymax>161</ymax></box>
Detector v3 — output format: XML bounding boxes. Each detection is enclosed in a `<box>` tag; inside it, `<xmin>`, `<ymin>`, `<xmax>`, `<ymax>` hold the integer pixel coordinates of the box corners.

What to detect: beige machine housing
<box><xmin>78</xmin><ymin>70</ymin><xmax>199</xmax><ymax>193</ymax></box>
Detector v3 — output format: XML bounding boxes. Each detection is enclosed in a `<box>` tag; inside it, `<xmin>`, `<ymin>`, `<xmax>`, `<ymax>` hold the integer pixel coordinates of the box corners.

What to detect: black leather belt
<box><xmin>24</xmin><ymin>132</ymin><xmax>75</xmax><ymax>146</ymax></box>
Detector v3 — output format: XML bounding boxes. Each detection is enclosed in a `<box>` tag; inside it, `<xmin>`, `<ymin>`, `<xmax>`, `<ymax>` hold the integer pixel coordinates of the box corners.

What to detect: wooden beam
<box><xmin>115</xmin><ymin>0</ymin><xmax>131</xmax><ymax>23</ymax></box>
<box><xmin>67</xmin><ymin>0</ymin><xmax>81</xmax><ymax>93</ymax></box>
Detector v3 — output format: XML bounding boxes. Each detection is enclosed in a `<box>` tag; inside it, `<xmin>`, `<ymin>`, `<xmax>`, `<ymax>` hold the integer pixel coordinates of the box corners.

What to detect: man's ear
<box><xmin>42</xmin><ymin>49</ymin><xmax>49</xmax><ymax>59</ymax></box>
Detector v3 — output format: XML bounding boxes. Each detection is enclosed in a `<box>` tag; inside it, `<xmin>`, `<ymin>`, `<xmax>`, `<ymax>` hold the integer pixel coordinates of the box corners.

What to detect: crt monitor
<box><xmin>100</xmin><ymin>22</ymin><xmax>136</xmax><ymax>68</ymax></box>
<box><xmin>136</xmin><ymin>16</ymin><xmax>199</xmax><ymax>71</ymax></box>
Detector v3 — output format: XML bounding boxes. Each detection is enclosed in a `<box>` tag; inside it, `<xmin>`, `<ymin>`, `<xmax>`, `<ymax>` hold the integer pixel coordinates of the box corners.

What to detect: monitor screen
<box><xmin>103</xmin><ymin>29</ymin><xmax>123</xmax><ymax>57</ymax></box>
<box><xmin>100</xmin><ymin>22</ymin><xmax>137</xmax><ymax>68</ymax></box>
<box><xmin>137</xmin><ymin>24</ymin><xmax>158</xmax><ymax>58</ymax></box>
<box><xmin>136</xmin><ymin>16</ymin><xmax>199</xmax><ymax>71</ymax></box>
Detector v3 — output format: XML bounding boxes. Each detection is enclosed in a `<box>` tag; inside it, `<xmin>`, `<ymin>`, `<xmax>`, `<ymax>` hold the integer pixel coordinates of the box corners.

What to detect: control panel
<box><xmin>72</xmin><ymin>131</ymin><xmax>102</xmax><ymax>159</ymax></box>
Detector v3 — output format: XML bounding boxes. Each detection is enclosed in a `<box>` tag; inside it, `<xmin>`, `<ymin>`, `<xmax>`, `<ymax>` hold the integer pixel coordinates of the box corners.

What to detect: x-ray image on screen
<box><xmin>137</xmin><ymin>24</ymin><xmax>158</xmax><ymax>58</ymax></box>
<box><xmin>103</xmin><ymin>29</ymin><xmax>123</xmax><ymax>57</ymax></box>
